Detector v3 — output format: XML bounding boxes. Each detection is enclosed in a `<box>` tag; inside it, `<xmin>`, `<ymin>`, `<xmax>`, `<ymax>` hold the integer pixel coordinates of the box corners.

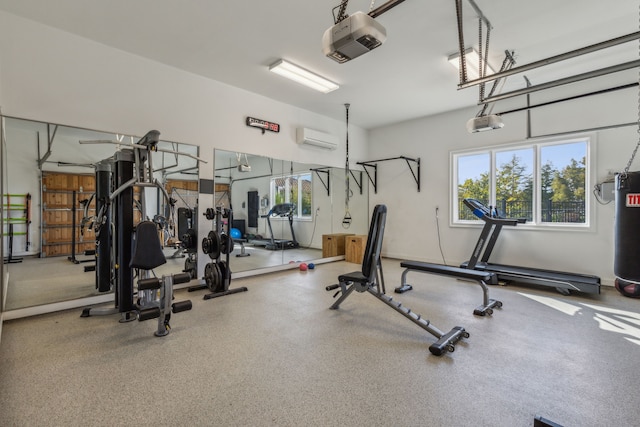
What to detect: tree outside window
<box><xmin>270</xmin><ymin>172</ymin><xmax>313</xmax><ymax>219</ymax></box>
<box><xmin>454</xmin><ymin>139</ymin><xmax>588</xmax><ymax>225</ymax></box>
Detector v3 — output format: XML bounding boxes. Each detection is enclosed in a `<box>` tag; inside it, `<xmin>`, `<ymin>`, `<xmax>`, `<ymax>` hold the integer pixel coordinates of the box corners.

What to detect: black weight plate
<box><xmin>201</xmin><ymin>236</ymin><xmax>210</xmax><ymax>254</ymax></box>
<box><xmin>219</xmin><ymin>234</ymin><xmax>228</xmax><ymax>255</ymax></box>
<box><xmin>219</xmin><ymin>260</ymin><xmax>232</xmax><ymax>283</ymax></box>
<box><xmin>202</xmin><ymin>231</ymin><xmax>221</xmax><ymax>259</ymax></box>
<box><xmin>220</xmin><ymin>233</ymin><xmax>235</xmax><ymax>255</ymax></box>
<box><xmin>184</xmin><ymin>257</ymin><xmax>197</xmax><ymax>279</ymax></box>
<box><xmin>204</xmin><ymin>263</ymin><xmax>216</xmax><ymax>291</ymax></box>
<box><xmin>218</xmin><ymin>260</ymin><xmax>227</xmax><ymax>282</ymax></box>
<box><xmin>181</xmin><ymin>228</ymin><xmax>197</xmax><ymax>250</ymax></box>
<box><xmin>213</xmin><ymin>262</ymin><xmax>223</xmax><ymax>293</ymax></box>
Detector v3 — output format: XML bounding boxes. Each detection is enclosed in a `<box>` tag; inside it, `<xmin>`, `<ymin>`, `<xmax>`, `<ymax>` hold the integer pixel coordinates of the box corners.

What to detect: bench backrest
<box><xmin>361</xmin><ymin>205</ymin><xmax>387</xmax><ymax>282</ymax></box>
<box><xmin>130</xmin><ymin>220</ymin><xmax>167</xmax><ymax>270</ymax></box>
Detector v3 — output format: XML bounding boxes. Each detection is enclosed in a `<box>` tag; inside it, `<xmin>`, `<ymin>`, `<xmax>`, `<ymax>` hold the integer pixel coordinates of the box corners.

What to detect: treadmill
<box><xmin>460</xmin><ymin>198</ymin><xmax>601</xmax><ymax>295</ymax></box>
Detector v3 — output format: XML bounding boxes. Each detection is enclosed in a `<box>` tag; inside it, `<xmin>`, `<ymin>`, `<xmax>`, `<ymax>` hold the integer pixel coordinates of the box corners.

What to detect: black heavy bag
<box><xmin>614</xmin><ymin>171</ymin><xmax>640</xmax><ymax>297</ymax></box>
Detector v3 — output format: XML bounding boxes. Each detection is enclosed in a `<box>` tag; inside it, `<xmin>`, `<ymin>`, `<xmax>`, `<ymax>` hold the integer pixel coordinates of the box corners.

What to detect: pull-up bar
<box><xmin>309</xmin><ymin>168</ymin><xmax>364</xmax><ymax>196</ymax></box>
<box><xmin>356</xmin><ymin>156</ymin><xmax>420</xmax><ymax>194</ymax></box>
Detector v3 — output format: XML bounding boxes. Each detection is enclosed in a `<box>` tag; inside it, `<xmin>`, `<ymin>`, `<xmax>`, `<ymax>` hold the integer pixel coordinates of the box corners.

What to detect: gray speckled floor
<box><xmin>1</xmin><ymin>259</ymin><xmax>639</xmax><ymax>426</ymax></box>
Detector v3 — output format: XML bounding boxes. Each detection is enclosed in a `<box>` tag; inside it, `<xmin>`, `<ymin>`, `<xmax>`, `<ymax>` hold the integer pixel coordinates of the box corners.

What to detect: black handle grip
<box><xmin>138</xmin><ymin>307</ymin><xmax>161</xmax><ymax>321</ymax></box>
<box><xmin>172</xmin><ymin>272</ymin><xmax>192</xmax><ymax>285</ymax></box>
<box><xmin>326</xmin><ymin>284</ymin><xmax>339</xmax><ymax>291</ymax></box>
<box><xmin>138</xmin><ymin>278</ymin><xmax>161</xmax><ymax>291</ymax></box>
<box><xmin>172</xmin><ymin>300</ymin><xmax>193</xmax><ymax>313</ymax></box>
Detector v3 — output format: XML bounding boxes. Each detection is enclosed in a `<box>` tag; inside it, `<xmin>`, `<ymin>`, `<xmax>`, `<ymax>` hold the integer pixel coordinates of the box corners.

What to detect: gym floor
<box><xmin>1</xmin><ymin>259</ymin><xmax>638</xmax><ymax>426</ymax></box>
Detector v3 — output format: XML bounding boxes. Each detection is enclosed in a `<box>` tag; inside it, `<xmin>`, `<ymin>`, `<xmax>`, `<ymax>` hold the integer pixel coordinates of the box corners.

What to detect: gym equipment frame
<box><xmin>327</xmin><ymin>205</ymin><xmax>469</xmax><ymax>356</ymax></box>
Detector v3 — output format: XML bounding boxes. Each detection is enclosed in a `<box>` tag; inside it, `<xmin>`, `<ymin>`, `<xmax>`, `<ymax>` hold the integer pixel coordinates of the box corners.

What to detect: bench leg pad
<box><xmin>473</xmin><ymin>298</ymin><xmax>503</xmax><ymax>316</ymax></box>
<box><xmin>394</xmin><ymin>283</ymin><xmax>413</xmax><ymax>293</ymax></box>
<box><xmin>429</xmin><ymin>326</ymin><xmax>469</xmax><ymax>356</ymax></box>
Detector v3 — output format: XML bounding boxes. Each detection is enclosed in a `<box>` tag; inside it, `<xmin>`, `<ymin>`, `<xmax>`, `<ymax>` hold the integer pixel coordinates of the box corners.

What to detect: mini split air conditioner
<box><xmin>296</xmin><ymin>128</ymin><xmax>338</xmax><ymax>150</ymax></box>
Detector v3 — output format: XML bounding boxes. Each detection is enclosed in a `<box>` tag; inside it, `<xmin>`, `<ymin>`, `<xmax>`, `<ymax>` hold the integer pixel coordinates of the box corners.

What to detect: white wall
<box><xmin>368</xmin><ymin>82</ymin><xmax>637</xmax><ymax>287</ymax></box>
<box><xmin>0</xmin><ymin>11</ymin><xmax>368</xmax><ymax>278</ymax></box>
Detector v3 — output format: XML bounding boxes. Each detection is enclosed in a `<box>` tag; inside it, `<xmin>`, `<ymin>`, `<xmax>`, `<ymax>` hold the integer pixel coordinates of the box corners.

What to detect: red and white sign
<box><xmin>626</xmin><ymin>193</ymin><xmax>640</xmax><ymax>207</ymax></box>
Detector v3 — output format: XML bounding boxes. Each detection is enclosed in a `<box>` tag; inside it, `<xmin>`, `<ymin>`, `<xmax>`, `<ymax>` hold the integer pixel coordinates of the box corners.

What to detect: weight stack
<box><xmin>614</xmin><ymin>172</ymin><xmax>640</xmax><ymax>297</ymax></box>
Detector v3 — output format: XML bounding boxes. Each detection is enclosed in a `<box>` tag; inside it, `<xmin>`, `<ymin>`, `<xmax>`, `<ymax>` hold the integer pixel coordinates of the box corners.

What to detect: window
<box><xmin>453</xmin><ymin>137</ymin><xmax>590</xmax><ymax>226</ymax></box>
<box><xmin>270</xmin><ymin>172</ymin><xmax>313</xmax><ymax>219</ymax></box>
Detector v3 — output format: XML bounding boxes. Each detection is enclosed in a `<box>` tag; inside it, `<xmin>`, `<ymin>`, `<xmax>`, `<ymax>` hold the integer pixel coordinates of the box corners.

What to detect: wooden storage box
<box><xmin>322</xmin><ymin>233</ymin><xmax>355</xmax><ymax>258</ymax></box>
<box><xmin>345</xmin><ymin>235</ymin><xmax>368</xmax><ymax>264</ymax></box>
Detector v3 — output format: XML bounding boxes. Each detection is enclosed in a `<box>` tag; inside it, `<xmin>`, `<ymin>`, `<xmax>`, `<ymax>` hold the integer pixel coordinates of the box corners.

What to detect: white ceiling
<box><xmin>0</xmin><ymin>0</ymin><xmax>637</xmax><ymax>129</ymax></box>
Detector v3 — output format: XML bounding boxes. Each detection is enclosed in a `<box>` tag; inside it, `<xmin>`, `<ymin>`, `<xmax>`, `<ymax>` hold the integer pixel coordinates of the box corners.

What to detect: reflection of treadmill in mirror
<box><xmin>263</xmin><ymin>203</ymin><xmax>300</xmax><ymax>250</ymax></box>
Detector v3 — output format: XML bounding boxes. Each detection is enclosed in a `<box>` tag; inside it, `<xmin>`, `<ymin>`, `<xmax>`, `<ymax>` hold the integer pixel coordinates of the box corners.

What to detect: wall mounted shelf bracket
<box><xmin>310</xmin><ymin>167</ymin><xmax>331</xmax><ymax>196</ymax></box>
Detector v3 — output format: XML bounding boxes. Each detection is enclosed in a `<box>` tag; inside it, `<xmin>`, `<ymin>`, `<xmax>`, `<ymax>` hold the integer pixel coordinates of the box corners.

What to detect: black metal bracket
<box><xmin>310</xmin><ymin>167</ymin><xmax>330</xmax><ymax>196</ymax></box>
<box><xmin>349</xmin><ymin>170</ymin><xmax>364</xmax><ymax>195</ymax></box>
<box><xmin>356</xmin><ymin>156</ymin><xmax>420</xmax><ymax>194</ymax></box>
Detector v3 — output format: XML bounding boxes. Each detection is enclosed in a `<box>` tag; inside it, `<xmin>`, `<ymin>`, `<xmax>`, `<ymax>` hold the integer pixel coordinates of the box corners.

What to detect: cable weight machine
<box><xmin>80</xmin><ymin>130</ymin><xmax>194</xmax><ymax>336</ymax></box>
<box><xmin>189</xmin><ymin>206</ymin><xmax>248</xmax><ymax>299</ymax></box>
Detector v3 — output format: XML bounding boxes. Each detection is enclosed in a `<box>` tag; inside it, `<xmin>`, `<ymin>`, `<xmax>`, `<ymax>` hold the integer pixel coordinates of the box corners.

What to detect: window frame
<box><xmin>269</xmin><ymin>172</ymin><xmax>314</xmax><ymax>221</ymax></box>
<box><xmin>450</xmin><ymin>134</ymin><xmax>595</xmax><ymax>230</ymax></box>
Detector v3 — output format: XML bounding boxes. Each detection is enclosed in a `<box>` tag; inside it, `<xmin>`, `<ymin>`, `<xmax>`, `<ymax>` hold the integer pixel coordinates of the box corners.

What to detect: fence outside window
<box><xmin>458</xmin><ymin>199</ymin><xmax>586</xmax><ymax>223</ymax></box>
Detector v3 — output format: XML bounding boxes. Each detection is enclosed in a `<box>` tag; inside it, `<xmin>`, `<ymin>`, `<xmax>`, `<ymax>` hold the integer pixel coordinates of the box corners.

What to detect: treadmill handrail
<box><xmin>463</xmin><ymin>198</ymin><xmax>522</xmax><ymax>226</ymax></box>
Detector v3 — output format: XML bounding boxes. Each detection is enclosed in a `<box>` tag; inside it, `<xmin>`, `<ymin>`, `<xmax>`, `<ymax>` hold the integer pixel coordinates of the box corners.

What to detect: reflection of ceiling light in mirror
<box><xmin>448</xmin><ymin>48</ymin><xmax>495</xmax><ymax>81</ymax></box>
<box><xmin>269</xmin><ymin>59</ymin><xmax>339</xmax><ymax>93</ymax></box>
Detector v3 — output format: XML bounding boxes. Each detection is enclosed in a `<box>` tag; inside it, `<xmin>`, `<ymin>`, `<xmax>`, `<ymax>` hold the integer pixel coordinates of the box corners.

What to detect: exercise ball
<box><xmin>230</xmin><ymin>228</ymin><xmax>242</xmax><ymax>239</ymax></box>
<box><xmin>308</xmin><ymin>263</ymin><xmax>315</xmax><ymax>270</ymax></box>
<box><xmin>299</xmin><ymin>263</ymin><xmax>308</xmax><ymax>271</ymax></box>
<box><xmin>614</xmin><ymin>172</ymin><xmax>640</xmax><ymax>297</ymax></box>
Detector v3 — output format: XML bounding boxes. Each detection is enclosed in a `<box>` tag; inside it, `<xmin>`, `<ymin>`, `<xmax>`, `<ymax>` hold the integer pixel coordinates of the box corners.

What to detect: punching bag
<box><xmin>614</xmin><ymin>171</ymin><xmax>640</xmax><ymax>297</ymax></box>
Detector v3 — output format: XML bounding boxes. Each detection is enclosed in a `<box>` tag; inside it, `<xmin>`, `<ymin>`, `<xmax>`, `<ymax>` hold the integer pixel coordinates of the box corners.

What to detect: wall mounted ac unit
<box><xmin>296</xmin><ymin>128</ymin><xmax>338</xmax><ymax>150</ymax></box>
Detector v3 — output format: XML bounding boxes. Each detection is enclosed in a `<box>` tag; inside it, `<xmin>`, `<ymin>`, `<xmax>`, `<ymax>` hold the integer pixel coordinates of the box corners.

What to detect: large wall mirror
<box><xmin>213</xmin><ymin>149</ymin><xmax>369</xmax><ymax>274</ymax></box>
<box><xmin>1</xmin><ymin>116</ymin><xmax>199</xmax><ymax>312</ymax></box>
<box><xmin>0</xmin><ymin>116</ymin><xmax>370</xmax><ymax>314</ymax></box>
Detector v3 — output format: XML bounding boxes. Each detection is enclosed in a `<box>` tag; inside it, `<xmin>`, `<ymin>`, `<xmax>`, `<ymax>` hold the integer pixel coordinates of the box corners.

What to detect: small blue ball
<box><xmin>308</xmin><ymin>263</ymin><xmax>315</xmax><ymax>270</ymax></box>
<box><xmin>230</xmin><ymin>228</ymin><xmax>242</xmax><ymax>239</ymax></box>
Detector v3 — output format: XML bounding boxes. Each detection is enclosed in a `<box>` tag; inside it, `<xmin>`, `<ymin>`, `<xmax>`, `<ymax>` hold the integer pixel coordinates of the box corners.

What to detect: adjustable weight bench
<box><xmin>396</xmin><ymin>261</ymin><xmax>502</xmax><ymax>316</ymax></box>
<box><xmin>327</xmin><ymin>205</ymin><xmax>469</xmax><ymax>356</ymax></box>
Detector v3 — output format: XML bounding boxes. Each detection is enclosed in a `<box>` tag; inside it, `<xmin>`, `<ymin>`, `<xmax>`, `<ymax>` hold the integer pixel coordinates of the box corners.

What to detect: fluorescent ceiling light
<box><xmin>448</xmin><ymin>47</ymin><xmax>495</xmax><ymax>81</ymax></box>
<box><xmin>269</xmin><ymin>59</ymin><xmax>339</xmax><ymax>93</ymax></box>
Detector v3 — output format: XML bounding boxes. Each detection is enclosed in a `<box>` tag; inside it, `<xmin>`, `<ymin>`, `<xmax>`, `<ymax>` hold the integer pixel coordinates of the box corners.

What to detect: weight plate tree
<box><xmin>188</xmin><ymin>206</ymin><xmax>248</xmax><ymax>299</ymax></box>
